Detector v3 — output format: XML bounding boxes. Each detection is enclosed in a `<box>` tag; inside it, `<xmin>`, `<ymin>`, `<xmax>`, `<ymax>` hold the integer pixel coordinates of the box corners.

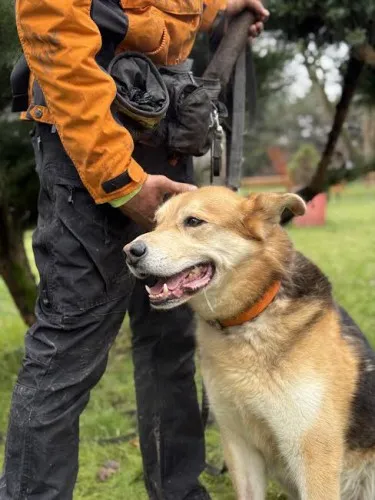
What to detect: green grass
<box><xmin>0</xmin><ymin>182</ymin><xmax>374</xmax><ymax>499</ymax></box>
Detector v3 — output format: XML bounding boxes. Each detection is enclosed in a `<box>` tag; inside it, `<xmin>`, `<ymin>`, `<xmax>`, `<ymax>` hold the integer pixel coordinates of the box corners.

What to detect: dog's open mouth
<box><xmin>144</xmin><ymin>263</ymin><xmax>215</xmax><ymax>305</ymax></box>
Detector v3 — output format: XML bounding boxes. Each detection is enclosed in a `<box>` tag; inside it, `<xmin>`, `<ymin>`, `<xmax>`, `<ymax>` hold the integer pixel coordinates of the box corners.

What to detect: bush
<box><xmin>288</xmin><ymin>143</ymin><xmax>319</xmax><ymax>187</ymax></box>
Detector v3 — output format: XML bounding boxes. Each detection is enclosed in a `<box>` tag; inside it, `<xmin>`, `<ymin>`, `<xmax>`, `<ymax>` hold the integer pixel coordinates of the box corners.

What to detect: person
<box><xmin>0</xmin><ymin>0</ymin><xmax>268</xmax><ymax>499</ymax></box>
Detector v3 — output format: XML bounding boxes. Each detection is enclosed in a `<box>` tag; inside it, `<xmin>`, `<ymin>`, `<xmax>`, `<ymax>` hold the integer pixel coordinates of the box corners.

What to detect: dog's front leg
<box><xmin>220</xmin><ymin>427</ymin><xmax>267</xmax><ymax>500</ymax></box>
<box><xmin>286</xmin><ymin>431</ymin><xmax>343</xmax><ymax>500</ymax></box>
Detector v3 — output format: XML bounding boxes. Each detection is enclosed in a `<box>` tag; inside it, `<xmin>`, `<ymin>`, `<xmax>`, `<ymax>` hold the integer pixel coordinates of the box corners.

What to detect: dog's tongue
<box><xmin>146</xmin><ymin>264</ymin><xmax>212</xmax><ymax>301</ymax></box>
<box><xmin>148</xmin><ymin>269</ymin><xmax>192</xmax><ymax>295</ymax></box>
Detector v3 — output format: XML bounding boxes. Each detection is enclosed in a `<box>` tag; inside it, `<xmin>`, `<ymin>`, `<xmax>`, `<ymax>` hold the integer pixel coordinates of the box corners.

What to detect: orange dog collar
<box><xmin>220</xmin><ymin>280</ymin><xmax>281</xmax><ymax>328</ymax></box>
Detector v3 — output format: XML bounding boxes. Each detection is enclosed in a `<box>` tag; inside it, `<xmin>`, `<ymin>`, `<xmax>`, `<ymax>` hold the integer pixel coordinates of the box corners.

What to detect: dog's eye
<box><xmin>184</xmin><ymin>216</ymin><xmax>206</xmax><ymax>228</ymax></box>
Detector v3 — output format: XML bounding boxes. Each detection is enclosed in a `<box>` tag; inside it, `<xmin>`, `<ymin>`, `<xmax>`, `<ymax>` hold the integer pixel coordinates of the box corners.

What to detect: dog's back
<box><xmin>338</xmin><ymin>307</ymin><xmax>375</xmax><ymax>499</ymax></box>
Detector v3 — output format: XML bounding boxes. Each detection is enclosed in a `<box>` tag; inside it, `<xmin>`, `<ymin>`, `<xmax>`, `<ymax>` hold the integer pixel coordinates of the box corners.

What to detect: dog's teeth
<box><xmin>190</xmin><ymin>267</ymin><xmax>199</xmax><ymax>277</ymax></box>
<box><xmin>162</xmin><ymin>283</ymin><xmax>169</xmax><ymax>296</ymax></box>
<box><xmin>145</xmin><ymin>285</ymin><xmax>151</xmax><ymax>294</ymax></box>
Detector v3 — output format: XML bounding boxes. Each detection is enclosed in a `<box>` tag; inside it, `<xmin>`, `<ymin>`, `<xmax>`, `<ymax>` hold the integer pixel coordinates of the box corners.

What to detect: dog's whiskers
<box><xmin>203</xmin><ymin>288</ymin><xmax>215</xmax><ymax>313</ymax></box>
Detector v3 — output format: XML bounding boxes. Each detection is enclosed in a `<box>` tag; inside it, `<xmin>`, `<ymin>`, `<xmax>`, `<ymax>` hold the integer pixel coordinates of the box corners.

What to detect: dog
<box><xmin>125</xmin><ymin>187</ymin><xmax>375</xmax><ymax>500</ymax></box>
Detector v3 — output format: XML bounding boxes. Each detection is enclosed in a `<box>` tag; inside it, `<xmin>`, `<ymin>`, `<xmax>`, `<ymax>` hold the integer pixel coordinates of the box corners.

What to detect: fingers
<box><xmin>227</xmin><ymin>0</ymin><xmax>268</xmax><ymax>42</ymax></box>
<box><xmin>161</xmin><ymin>177</ymin><xmax>197</xmax><ymax>195</ymax></box>
<box><xmin>249</xmin><ymin>21</ymin><xmax>264</xmax><ymax>38</ymax></box>
<box><xmin>227</xmin><ymin>0</ymin><xmax>269</xmax><ymax>20</ymax></box>
<box><xmin>249</xmin><ymin>0</ymin><xmax>269</xmax><ymax>20</ymax></box>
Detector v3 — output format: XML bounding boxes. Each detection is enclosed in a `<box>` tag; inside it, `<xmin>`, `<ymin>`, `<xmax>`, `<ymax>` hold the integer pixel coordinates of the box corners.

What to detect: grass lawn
<box><xmin>0</xmin><ymin>182</ymin><xmax>374</xmax><ymax>499</ymax></box>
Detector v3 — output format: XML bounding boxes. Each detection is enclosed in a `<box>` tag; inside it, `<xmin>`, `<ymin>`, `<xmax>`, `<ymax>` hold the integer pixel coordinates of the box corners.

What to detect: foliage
<box><xmin>0</xmin><ymin>0</ymin><xmax>38</xmax><ymax>327</ymax></box>
<box><xmin>252</xmin><ymin>39</ymin><xmax>296</xmax><ymax>107</ymax></box>
<box><xmin>242</xmin><ymin>85</ymin><xmax>332</xmax><ymax>176</ymax></box>
<box><xmin>0</xmin><ymin>119</ymin><xmax>38</xmax><ymax>229</ymax></box>
<box><xmin>0</xmin><ymin>0</ymin><xmax>38</xmax><ymax>227</ymax></box>
<box><xmin>0</xmin><ymin>0</ymin><xmax>37</xmax><ymax>221</ymax></box>
<box><xmin>288</xmin><ymin>143</ymin><xmax>320</xmax><ymax>186</ymax></box>
<box><xmin>0</xmin><ymin>0</ymin><xmax>20</xmax><ymax>111</ymax></box>
<box><xmin>266</xmin><ymin>0</ymin><xmax>375</xmax><ymax>49</ymax></box>
<box><xmin>356</xmin><ymin>66</ymin><xmax>375</xmax><ymax>108</ymax></box>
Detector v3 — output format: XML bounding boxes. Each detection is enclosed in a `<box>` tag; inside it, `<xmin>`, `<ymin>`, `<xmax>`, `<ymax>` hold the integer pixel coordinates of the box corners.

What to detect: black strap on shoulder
<box><xmin>10</xmin><ymin>55</ymin><xmax>30</xmax><ymax>112</ymax></box>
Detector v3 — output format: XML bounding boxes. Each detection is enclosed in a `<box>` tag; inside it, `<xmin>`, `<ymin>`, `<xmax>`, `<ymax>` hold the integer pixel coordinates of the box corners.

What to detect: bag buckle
<box><xmin>211</xmin><ymin>108</ymin><xmax>224</xmax><ymax>181</ymax></box>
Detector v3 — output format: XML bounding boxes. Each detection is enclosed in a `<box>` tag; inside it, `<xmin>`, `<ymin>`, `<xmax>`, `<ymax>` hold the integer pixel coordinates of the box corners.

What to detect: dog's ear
<box><xmin>241</xmin><ymin>193</ymin><xmax>306</xmax><ymax>240</ymax></box>
<box><xmin>259</xmin><ymin>193</ymin><xmax>306</xmax><ymax>220</ymax></box>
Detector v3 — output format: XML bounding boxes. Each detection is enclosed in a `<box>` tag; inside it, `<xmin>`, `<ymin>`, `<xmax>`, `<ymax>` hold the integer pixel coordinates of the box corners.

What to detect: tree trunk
<box><xmin>309</xmin><ymin>55</ymin><xmax>364</xmax><ymax>193</ymax></box>
<box><xmin>363</xmin><ymin>107</ymin><xmax>375</xmax><ymax>162</ymax></box>
<box><xmin>304</xmin><ymin>57</ymin><xmax>358</xmax><ymax>163</ymax></box>
<box><xmin>281</xmin><ymin>54</ymin><xmax>364</xmax><ymax>225</ymax></box>
<box><xmin>0</xmin><ymin>204</ymin><xmax>37</xmax><ymax>326</ymax></box>
<box><xmin>356</xmin><ymin>44</ymin><xmax>375</xmax><ymax>67</ymax></box>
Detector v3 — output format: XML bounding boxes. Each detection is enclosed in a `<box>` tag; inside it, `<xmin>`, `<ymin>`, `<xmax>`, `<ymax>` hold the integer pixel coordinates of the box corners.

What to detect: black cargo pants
<box><xmin>0</xmin><ymin>124</ymin><xmax>209</xmax><ymax>500</ymax></box>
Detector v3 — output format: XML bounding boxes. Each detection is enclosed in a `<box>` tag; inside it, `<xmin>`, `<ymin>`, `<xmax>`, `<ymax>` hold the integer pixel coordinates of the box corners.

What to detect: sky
<box><xmin>255</xmin><ymin>35</ymin><xmax>349</xmax><ymax>102</ymax></box>
<box><xmin>285</xmin><ymin>44</ymin><xmax>349</xmax><ymax>101</ymax></box>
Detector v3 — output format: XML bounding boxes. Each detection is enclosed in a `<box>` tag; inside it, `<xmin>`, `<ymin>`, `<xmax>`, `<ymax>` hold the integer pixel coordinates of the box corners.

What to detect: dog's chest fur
<box><xmin>197</xmin><ymin>316</ymin><xmax>325</xmax><ymax>493</ymax></box>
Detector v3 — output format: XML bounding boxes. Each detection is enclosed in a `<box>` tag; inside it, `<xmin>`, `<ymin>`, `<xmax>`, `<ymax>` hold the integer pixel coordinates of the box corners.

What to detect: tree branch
<box><xmin>355</xmin><ymin>43</ymin><xmax>375</xmax><ymax>67</ymax></box>
<box><xmin>302</xmin><ymin>49</ymin><xmax>358</xmax><ymax>163</ymax></box>
<box><xmin>281</xmin><ymin>53</ymin><xmax>365</xmax><ymax>225</ymax></box>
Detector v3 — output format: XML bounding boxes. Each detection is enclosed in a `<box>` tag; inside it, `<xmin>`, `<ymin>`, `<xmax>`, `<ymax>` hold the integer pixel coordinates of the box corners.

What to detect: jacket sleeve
<box><xmin>16</xmin><ymin>0</ymin><xmax>147</xmax><ymax>204</ymax></box>
<box><xmin>200</xmin><ymin>0</ymin><xmax>228</xmax><ymax>32</ymax></box>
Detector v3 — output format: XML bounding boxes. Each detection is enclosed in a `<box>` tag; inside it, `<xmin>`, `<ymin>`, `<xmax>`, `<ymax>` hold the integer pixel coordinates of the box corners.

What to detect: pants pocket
<box><xmin>39</xmin><ymin>175</ymin><xmax>133</xmax><ymax>315</ymax></box>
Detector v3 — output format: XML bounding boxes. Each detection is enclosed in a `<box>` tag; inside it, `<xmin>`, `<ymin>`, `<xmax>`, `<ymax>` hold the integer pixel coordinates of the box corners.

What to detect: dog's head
<box><xmin>125</xmin><ymin>187</ymin><xmax>305</xmax><ymax>320</ymax></box>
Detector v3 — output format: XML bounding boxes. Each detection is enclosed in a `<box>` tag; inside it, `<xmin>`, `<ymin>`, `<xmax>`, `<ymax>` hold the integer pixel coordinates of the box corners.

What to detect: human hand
<box><xmin>226</xmin><ymin>0</ymin><xmax>270</xmax><ymax>39</ymax></box>
<box><xmin>119</xmin><ymin>175</ymin><xmax>197</xmax><ymax>230</ymax></box>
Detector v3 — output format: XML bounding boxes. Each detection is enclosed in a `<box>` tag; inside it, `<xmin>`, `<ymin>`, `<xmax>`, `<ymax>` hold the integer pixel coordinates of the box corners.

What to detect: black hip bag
<box><xmin>108</xmin><ymin>52</ymin><xmax>225</xmax><ymax>157</ymax></box>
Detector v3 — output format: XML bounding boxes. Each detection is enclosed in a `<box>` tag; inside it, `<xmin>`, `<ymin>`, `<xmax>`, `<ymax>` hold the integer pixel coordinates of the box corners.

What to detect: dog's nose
<box><xmin>124</xmin><ymin>240</ymin><xmax>147</xmax><ymax>264</ymax></box>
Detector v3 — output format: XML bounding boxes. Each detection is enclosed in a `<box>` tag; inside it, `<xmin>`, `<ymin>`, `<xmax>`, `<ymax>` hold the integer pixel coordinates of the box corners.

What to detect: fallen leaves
<box><xmin>97</xmin><ymin>460</ymin><xmax>120</xmax><ymax>482</ymax></box>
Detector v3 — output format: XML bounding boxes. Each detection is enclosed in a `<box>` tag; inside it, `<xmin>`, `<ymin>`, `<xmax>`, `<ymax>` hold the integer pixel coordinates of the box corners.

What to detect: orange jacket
<box><xmin>16</xmin><ymin>0</ymin><xmax>227</xmax><ymax>204</ymax></box>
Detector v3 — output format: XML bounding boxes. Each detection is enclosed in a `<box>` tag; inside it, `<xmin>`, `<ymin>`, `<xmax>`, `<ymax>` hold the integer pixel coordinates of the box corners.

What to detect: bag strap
<box><xmin>227</xmin><ymin>43</ymin><xmax>257</xmax><ymax>190</ymax></box>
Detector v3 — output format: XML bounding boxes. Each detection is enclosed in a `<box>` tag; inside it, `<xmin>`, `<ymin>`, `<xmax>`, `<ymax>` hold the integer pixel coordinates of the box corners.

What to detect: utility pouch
<box><xmin>109</xmin><ymin>52</ymin><xmax>225</xmax><ymax>157</ymax></box>
<box><xmin>108</xmin><ymin>52</ymin><xmax>170</xmax><ymax>130</ymax></box>
<box><xmin>161</xmin><ymin>68</ymin><xmax>222</xmax><ymax>156</ymax></box>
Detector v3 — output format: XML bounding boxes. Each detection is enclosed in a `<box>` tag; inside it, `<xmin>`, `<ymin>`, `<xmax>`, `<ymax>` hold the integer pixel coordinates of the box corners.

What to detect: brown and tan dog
<box><xmin>125</xmin><ymin>187</ymin><xmax>375</xmax><ymax>500</ymax></box>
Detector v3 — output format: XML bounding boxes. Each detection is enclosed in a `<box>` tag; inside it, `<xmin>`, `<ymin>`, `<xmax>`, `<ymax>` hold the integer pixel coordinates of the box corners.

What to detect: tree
<box><xmin>262</xmin><ymin>0</ymin><xmax>375</xmax><ymax>217</ymax></box>
<box><xmin>288</xmin><ymin>143</ymin><xmax>320</xmax><ymax>187</ymax></box>
<box><xmin>242</xmin><ymin>38</ymin><xmax>296</xmax><ymax>175</ymax></box>
<box><xmin>300</xmin><ymin>42</ymin><xmax>358</xmax><ymax>163</ymax></box>
<box><xmin>0</xmin><ymin>0</ymin><xmax>19</xmax><ymax>108</ymax></box>
<box><xmin>267</xmin><ymin>0</ymin><xmax>375</xmax><ymax>51</ymax></box>
<box><xmin>0</xmin><ymin>119</ymin><xmax>38</xmax><ymax>326</ymax></box>
<box><xmin>0</xmin><ymin>0</ymin><xmax>38</xmax><ymax>325</ymax></box>
<box><xmin>356</xmin><ymin>66</ymin><xmax>375</xmax><ymax>162</ymax></box>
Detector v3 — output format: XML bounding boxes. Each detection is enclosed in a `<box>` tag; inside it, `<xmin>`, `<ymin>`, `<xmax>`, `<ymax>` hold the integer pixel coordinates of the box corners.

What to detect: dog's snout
<box><xmin>124</xmin><ymin>240</ymin><xmax>148</xmax><ymax>264</ymax></box>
